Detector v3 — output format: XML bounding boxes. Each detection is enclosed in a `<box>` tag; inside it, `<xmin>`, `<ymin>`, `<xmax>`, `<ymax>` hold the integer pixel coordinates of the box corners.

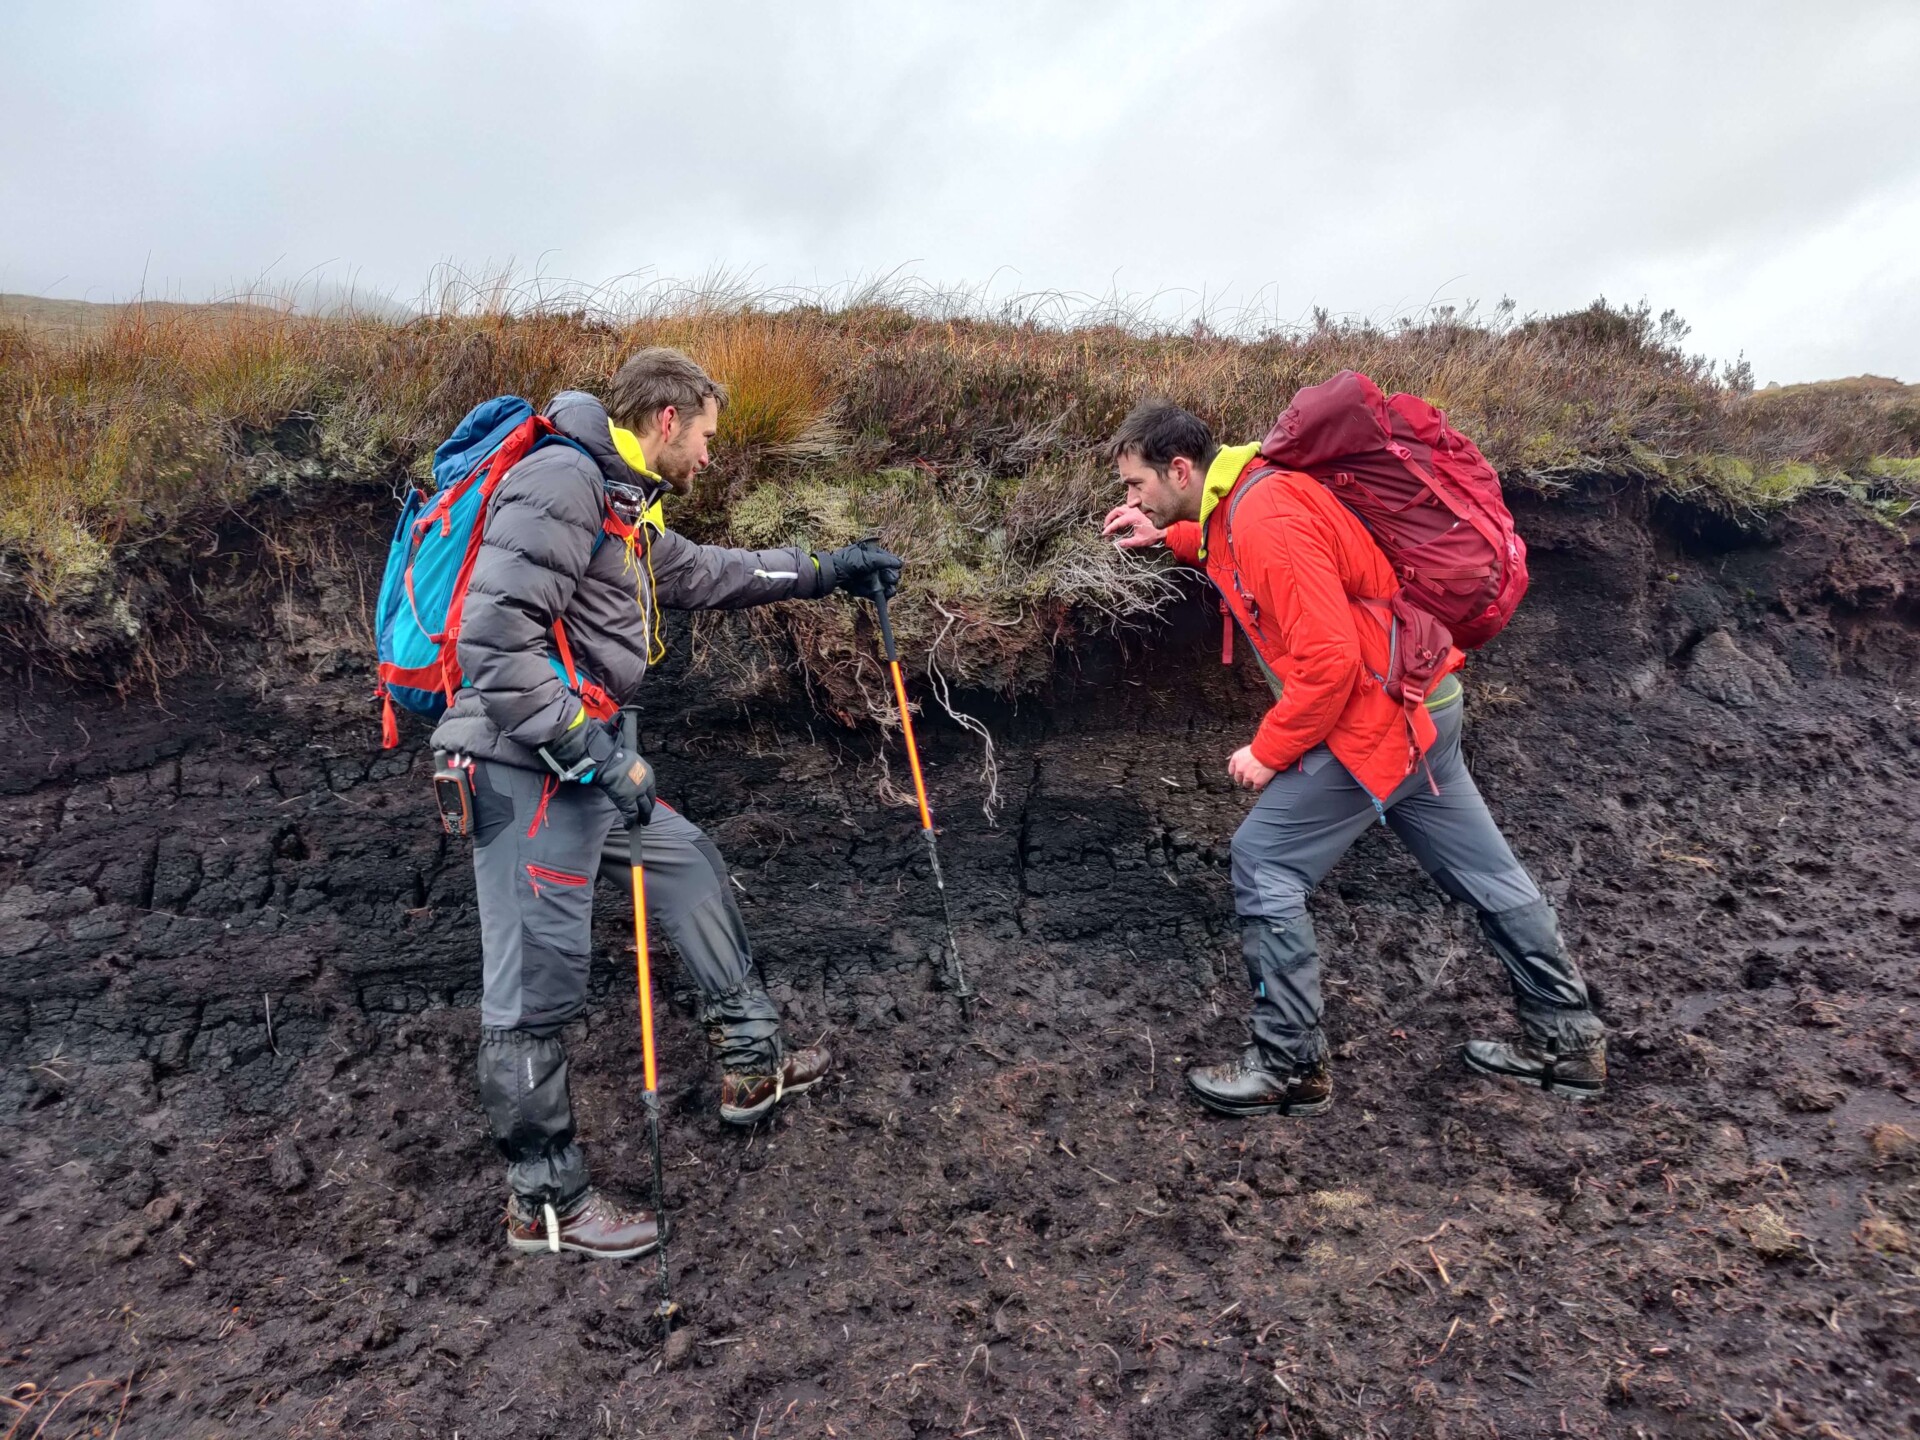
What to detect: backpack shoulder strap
<box><xmin>1222</xmin><ymin>462</ymin><xmax>1279</xmax><ymax>634</ymax></box>
<box><xmin>1224</xmin><ymin>462</ymin><xmax>1278</xmax><ymax>537</ymax></box>
<box><xmin>519</xmin><ymin>427</ymin><xmax>617</xmax><ymax>554</ymax></box>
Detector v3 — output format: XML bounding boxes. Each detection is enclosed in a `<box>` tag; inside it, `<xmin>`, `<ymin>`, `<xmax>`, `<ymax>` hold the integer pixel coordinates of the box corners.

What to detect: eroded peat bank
<box><xmin>2</xmin><ymin>480</ymin><xmax>1917</xmax><ymax>1438</ymax></box>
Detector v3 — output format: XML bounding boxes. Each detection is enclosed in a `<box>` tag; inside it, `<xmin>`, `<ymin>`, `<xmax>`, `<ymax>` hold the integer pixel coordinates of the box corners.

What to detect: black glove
<box><xmin>537</xmin><ymin>712</ymin><xmax>656</xmax><ymax>826</ymax></box>
<box><xmin>596</xmin><ymin>738</ymin><xmax>655</xmax><ymax>827</ymax></box>
<box><xmin>813</xmin><ymin>539</ymin><xmax>903</xmax><ymax>600</ymax></box>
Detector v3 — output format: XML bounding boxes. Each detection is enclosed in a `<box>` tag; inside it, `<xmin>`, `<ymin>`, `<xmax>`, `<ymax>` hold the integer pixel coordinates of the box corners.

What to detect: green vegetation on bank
<box><xmin>2</xmin><ymin>292</ymin><xmax>1915</xmax><ymax>700</ymax></box>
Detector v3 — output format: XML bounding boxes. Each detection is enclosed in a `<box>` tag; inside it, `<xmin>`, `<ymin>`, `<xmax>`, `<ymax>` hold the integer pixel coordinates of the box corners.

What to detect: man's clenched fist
<box><xmin>1227</xmin><ymin>745</ymin><xmax>1278</xmax><ymax>792</ymax></box>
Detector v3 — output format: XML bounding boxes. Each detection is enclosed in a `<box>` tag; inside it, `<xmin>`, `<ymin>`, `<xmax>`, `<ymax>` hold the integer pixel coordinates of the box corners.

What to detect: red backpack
<box><xmin>1259</xmin><ymin>370</ymin><xmax>1528</xmax><ymax>650</ymax></box>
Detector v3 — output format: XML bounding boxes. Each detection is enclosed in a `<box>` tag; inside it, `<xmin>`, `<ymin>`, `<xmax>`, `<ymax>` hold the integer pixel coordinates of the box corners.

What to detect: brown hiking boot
<box><xmin>719</xmin><ymin>1042</ymin><xmax>832</xmax><ymax>1126</ymax></box>
<box><xmin>1462</xmin><ymin>1036</ymin><xmax>1606</xmax><ymax>1101</ymax></box>
<box><xmin>506</xmin><ymin>1188</ymin><xmax>660</xmax><ymax>1259</ymax></box>
<box><xmin>1184</xmin><ymin>1047</ymin><xmax>1332</xmax><ymax>1118</ymax></box>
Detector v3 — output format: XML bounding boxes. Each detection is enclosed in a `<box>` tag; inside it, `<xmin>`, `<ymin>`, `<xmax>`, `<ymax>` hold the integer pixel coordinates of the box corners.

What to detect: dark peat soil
<box><xmin>3</xmin><ymin>485</ymin><xmax>1918</xmax><ymax>1438</ymax></box>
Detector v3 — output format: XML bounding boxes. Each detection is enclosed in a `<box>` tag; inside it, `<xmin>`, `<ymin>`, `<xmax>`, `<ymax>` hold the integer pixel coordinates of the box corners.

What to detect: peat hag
<box><xmin>2</xmin><ymin>480</ymin><xmax>1917</xmax><ymax>1438</ymax></box>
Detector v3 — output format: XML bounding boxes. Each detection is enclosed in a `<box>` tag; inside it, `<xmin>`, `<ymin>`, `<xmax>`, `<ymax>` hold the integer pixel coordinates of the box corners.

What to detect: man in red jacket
<box><xmin>1102</xmin><ymin>401</ymin><xmax>1605</xmax><ymax>1116</ymax></box>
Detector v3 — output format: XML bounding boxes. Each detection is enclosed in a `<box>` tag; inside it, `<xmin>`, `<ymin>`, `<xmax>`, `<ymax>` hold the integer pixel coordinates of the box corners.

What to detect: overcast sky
<box><xmin>5</xmin><ymin>1</ymin><xmax>1918</xmax><ymax>384</ymax></box>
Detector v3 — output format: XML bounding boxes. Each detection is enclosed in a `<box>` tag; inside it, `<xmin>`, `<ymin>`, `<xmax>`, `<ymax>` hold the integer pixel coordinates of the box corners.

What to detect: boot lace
<box><xmin>1234</xmin><ymin>1046</ymin><xmax>1284</xmax><ymax>1081</ymax></box>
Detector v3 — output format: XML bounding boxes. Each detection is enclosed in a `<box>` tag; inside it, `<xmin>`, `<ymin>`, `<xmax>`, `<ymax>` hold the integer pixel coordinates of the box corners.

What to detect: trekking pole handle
<box><xmin>857</xmin><ymin>534</ymin><xmax>901</xmax><ymax>663</ymax></box>
<box><xmin>620</xmin><ymin>708</ymin><xmax>644</xmax><ymax>857</ymax></box>
<box><xmin>872</xmin><ymin>584</ymin><xmax>900</xmax><ymax>664</ymax></box>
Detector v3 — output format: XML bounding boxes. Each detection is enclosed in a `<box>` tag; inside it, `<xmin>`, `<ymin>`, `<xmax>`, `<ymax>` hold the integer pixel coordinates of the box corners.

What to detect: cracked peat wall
<box><xmin>2</xmin><ymin>476</ymin><xmax>1919</xmax><ymax>1439</ymax></box>
<box><xmin>1</xmin><ymin>481</ymin><xmax>1911</xmax><ymax>1085</ymax></box>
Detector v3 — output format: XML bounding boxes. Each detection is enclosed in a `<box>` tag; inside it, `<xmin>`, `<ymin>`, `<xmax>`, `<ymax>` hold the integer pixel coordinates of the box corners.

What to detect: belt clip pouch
<box><xmin>431</xmin><ymin>755</ymin><xmax>475</xmax><ymax>837</ymax></box>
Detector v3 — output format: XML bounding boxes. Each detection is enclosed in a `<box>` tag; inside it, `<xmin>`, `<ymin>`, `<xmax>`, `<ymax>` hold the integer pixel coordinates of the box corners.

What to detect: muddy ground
<box><xmin>2</xmin><ymin>481</ymin><xmax>1918</xmax><ymax>1439</ymax></box>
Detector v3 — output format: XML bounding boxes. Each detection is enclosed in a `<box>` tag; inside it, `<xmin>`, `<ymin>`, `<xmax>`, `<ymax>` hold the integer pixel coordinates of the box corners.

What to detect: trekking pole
<box><xmin>868</xmin><ymin>580</ymin><xmax>976</xmax><ymax>1021</ymax></box>
<box><xmin>622</xmin><ymin>709</ymin><xmax>678</xmax><ymax>1336</ymax></box>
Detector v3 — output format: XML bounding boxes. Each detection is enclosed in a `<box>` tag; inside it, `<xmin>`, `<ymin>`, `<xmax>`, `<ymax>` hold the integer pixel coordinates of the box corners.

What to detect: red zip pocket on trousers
<box><xmin>526</xmin><ymin>863</ymin><xmax>589</xmax><ymax>898</ymax></box>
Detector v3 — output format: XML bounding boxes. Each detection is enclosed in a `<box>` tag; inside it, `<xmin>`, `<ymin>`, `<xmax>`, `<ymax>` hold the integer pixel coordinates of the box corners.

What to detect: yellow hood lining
<box><xmin>1194</xmin><ymin>441</ymin><xmax>1261</xmax><ymax>559</ymax></box>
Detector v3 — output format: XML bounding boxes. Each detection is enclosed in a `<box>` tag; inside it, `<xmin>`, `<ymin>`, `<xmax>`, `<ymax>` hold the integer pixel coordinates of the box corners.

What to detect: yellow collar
<box><xmin>606</xmin><ymin>422</ymin><xmax>669</xmax><ymax>534</ymax></box>
<box><xmin>1194</xmin><ymin>441</ymin><xmax>1261</xmax><ymax>558</ymax></box>
<box><xmin>608</xmin><ymin>422</ymin><xmax>662</xmax><ymax>481</ymax></box>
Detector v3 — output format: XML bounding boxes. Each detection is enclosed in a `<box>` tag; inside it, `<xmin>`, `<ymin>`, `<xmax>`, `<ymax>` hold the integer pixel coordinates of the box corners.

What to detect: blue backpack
<box><xmin>373</xmin><ymin>397</ymin><xmax>605</xmax><ymax>747</ymax></box>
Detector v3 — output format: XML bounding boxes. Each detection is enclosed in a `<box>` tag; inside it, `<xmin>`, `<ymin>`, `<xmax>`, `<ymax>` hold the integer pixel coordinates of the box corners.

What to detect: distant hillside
<box><xmin>0</xmin><ymin>293</ymin><xmax>290</xmax><ymax>338</ymax></box>
<box><xmin>0</xmin><ymin>286</ymin><xmax>414</xmax><ymax>337</ymax></box>
<box><xmin>1761</xmin><ymin>373</ymin><xmax>1918</xmax><ymax>399</ymax></box>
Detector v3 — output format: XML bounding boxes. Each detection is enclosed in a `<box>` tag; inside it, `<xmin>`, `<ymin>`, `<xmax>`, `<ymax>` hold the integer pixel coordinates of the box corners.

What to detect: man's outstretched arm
<box><xmin>646</xmin><ymin>529</ymin><xmax>902</xmax><ymax>610</ymax></box>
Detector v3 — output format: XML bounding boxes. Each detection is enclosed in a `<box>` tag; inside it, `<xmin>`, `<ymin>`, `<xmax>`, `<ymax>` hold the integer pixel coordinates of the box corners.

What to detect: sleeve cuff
<box><xmin>1163</xmin><ymin>520</ymin><xmax>1203</xmax><ymax>565</ymax></box>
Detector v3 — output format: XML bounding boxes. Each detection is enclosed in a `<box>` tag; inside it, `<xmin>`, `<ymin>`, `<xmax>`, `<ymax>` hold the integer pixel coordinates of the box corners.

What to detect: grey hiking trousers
<box><xmin>468</xmin><ymin>759</ymin><xmax>773</xmax><ymax>1204</ymax></box>
<box><xmin>1230</xmin><ymin>691</ymin><xmax>1603</xmax><ymax>1064</ymax></box>
<box><xmin>471</xmin><ymin>760</ymin><xmax>753</xmax><ymax>1033</ymax></box>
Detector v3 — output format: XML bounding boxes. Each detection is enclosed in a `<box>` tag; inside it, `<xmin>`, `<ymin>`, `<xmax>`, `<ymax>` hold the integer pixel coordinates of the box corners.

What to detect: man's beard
<box><xmin>654</xmin><ymin>453</ymin><xmax>697</xmax><ymax>496</ymax></box>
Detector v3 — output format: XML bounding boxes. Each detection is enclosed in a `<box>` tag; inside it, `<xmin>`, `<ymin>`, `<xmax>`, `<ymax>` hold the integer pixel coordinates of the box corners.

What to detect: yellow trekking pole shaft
<box><xmin>622</xmin><ymin>709</ymin><xmax>676</xmax><ymax>1334</ymax></box>
<box><xmin>886</xmin><ymin>657</ymin><xmax>933</xmax><ymax>833</ymax></box>
<box><xmin>869</xmin><ymin>583</ymin><xmax>975</xmax><ymax>1020</ymax></box>
<box><xmin>630</xmin><ymin>840</ymin><xmax>659</xmax><ymax>1095</ymax></box>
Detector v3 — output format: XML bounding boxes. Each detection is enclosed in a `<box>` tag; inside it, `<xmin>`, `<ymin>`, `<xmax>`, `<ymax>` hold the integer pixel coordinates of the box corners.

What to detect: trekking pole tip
<box><xmin>948</xmin><ymin>964</ymin><xmax>977</xmax><ymax>1022</ymax></box>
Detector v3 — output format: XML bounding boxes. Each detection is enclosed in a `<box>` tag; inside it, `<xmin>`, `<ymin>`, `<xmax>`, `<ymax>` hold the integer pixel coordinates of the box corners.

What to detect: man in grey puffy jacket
<box><xmin>433</xmin><ymin>347</ymin><xmax>902</xmax><ymax>1259</ymax></box>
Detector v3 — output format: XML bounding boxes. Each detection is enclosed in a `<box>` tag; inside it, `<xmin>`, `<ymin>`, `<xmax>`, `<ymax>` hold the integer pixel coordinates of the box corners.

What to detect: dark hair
<box><xmin>1107</xmin><ymin>400</ymin><xmax>1217</xmax><ymax>474</ymax></box>
<box><xmin>605</xmin><ymin>347</ymin><xmax>727</xmax><ymax>429</ymax></box>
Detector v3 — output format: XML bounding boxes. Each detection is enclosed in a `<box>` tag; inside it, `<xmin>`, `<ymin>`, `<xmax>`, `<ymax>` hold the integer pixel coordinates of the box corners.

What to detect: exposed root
<box><xmin>927</xmin><ymin>603</ymin><xmax>1001</xmax><ymax>824</ymax></box>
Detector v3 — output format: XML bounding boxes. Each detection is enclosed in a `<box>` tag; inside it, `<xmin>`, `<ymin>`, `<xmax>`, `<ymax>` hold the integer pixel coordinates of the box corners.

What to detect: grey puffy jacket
<box><xmin>430</xmin><ymin>390</ymin><xmax>825</xmax><ymax>768</ymax></box>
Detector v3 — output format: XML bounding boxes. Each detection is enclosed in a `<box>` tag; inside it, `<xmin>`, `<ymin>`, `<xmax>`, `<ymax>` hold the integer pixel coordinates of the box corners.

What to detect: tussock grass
<box><xmin>674</xmin><ymin>316</ymin><xmax>843</xmax><ymax>456</ymax></box>
<box><xmin>2</xmin><ymin>284</ymin><xmax>1915</xmax><ymax>695</ymax></box>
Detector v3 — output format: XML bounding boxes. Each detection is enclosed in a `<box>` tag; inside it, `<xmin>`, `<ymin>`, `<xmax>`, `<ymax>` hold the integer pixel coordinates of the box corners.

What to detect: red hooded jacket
<box><xmin>1163</xmin><ymin>446</ymin><xmax>1464</xmax><ymax>802</ymax></box>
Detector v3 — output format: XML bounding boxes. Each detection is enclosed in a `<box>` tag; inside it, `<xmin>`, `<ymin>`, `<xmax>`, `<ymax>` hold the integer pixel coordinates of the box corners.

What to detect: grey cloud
<box><xmin>2</xmin><ymin>0</ymin><xmax>1916</xmax><ymax>381</ymax></box>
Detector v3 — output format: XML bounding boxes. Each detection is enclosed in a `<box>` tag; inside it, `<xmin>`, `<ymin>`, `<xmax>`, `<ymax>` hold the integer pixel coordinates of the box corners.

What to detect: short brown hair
<box><xmin>1107</xmin><ymin>400</ymin><xmax>1218</xmax><ymax>474</ymax></box>
<box><xmin>605</xmin><ymin>347</ymin><xmax>727</xmax><ymax>429</ymax></box>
